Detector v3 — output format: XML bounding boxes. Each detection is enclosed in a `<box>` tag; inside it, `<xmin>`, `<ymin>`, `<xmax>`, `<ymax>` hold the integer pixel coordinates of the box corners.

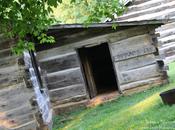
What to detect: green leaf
<box><xmin>0</xmin><ymin>0</ymin><xmax>125</xmax><ymax>55</ymax></box>
<box><xmin>112</xmin><ymin>23</ymin><xmax>118</xmax><ymax>30</ymax></box>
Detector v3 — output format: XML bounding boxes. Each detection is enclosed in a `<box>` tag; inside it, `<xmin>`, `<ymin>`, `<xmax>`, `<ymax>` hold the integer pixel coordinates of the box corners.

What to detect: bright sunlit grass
<box><xmin>53</xmin><ymin>62</ymin><xmax>175</xmax><ymax>130</ymax></box>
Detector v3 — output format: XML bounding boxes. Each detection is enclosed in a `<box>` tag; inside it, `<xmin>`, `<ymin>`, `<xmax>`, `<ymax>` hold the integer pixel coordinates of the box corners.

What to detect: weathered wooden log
<box><xmin>159</xmin><ymin>34</ymin><xmax>175</xmax><ymax>44</ymax></box>
<box><xmin>51</xmin><ymin>94</ymin><xmax>88</xmax><ymax>106</ymax></box>
<box><xmin>11</xmin><ymin>121</ymin><xmax>38</xmax><ymax>130</ymax></box>
<box><xmin>118</xmin><ymin>1</ymin><xmax>175</xmax><ymax>21</ymax></box>
<box><xmin>115</xmin><ymin>54</ymin><xmax>156</xmax><ymax>71</ymax></box>
<box><xmin>113</xmin><ymin>45</ymin><xmax>156</xmax><ymax>61</ymax></box>
<box><xmin>39</xmin><ymin>52</ymin><xmax>79</xmax><ymax>73</ymax></box>
<box><xmin>127</xmin><ymin>0</ymin><xmax>174</xmax><ymax>13</ymax></box>
<box><xmin>158</xmin><ymin>28</ymin><xmax>175</xmax><ymax>39</ymax></box>
<box><xmin>118</xmin><ymin>64</ymin><xmax>161</xmax><ymax>85</ymax></box>
<box><xmin>47</xmin><ymin>67</ymin><xmax>84</xmax><ymax>90</ymax></box>
<box><xmin>112</xmin><ymin>34</ymin><xmax>152</xmax><ymax>49</ymax></box>
<box><xmin>120</xmin><ymin>77</ymin><xmax>162</xmax><ymax>91</ymax></box>
<box><xmin>0</xmin><ymin>56</ymin><xmax>18</xmax><ymax>69</ymax></box>
<box><xmin>53</xmin><ymin>100</ymin><xmax>88</xmax><ymax>114</ymax></box>
<box><xmin>50</xmin><ymin>84</ymin><xmax>87</xmax><ymax>101</ymax></box>
<box><xmin>0</xmin><ymin>49</ymin><xmax>12</xmax><ymax>59</ymax></box>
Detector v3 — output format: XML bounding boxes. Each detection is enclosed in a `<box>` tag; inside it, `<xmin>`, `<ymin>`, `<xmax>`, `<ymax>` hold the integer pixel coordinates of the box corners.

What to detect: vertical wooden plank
<box><xmin>76</xmin><ymin>49</ymin><xmax>97</xmax><ymax>98</ymax></box>
<box><xmin>108</xmin><ymin>42</ymin><xmax>122</xmax><ymax>93</ymax></box>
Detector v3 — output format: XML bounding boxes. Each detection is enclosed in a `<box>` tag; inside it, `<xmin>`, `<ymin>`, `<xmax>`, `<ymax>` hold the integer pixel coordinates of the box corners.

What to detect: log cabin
<box><xmin>1</xmin><ymin>0</ymin><xmax>174</xmax><ymax>129</ymax></box>
<box><xmin>35</xmin><ymin>21</ymin><xmax>168</xmax><ymax>113</ymax></box>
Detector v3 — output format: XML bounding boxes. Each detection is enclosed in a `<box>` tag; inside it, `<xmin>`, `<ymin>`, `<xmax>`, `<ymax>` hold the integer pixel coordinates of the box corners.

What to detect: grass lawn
<box><xmin>53</xmin><ymin>62</ymin><xmax>175</xmax><ymax>130</ymax></box>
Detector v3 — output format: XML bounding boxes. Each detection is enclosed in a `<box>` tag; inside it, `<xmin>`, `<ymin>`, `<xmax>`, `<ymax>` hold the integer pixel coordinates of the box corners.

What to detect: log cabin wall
<box><xmin>0</xmin><ymin>35</ymin><xmax>39</xmax><ymax>130</ymax></box>
<box><xmin>36</xmin><ymin>24</ymin><xmax>168</xmax><ymax>112</ymax></box>
<box><xmin>116</xmin><ymin>0</ymin><xmax>175</xmax><ymax>22</ymax></box>
<box><xmin>109</xmin><ymin>28</ymin><xmax>167</xmax><ymax>93</ymax></box>
<box><xmin>116</xmin><ymin>0</ymin><xmax>175</xmax><ymax>64</ymax></box>
<box><xmin>156</xmin><ymin>22</ymin><xmax>175</xmax><ymax>64</ymax></box>
<box><xmin>37</xmin><ymin>45</ymin><xmax>89</xmax><ymax>113</ymax></box>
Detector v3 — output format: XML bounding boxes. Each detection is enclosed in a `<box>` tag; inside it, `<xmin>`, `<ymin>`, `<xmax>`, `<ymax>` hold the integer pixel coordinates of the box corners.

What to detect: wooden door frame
<box><xmin>107</xmin><ymin>42</ymin><xmax>122</xmax><ymax>93</ymax></box>
<box><xmin>75</xmin><ymin>47</ymin><xmax>97</xmax><ymax>99</ymax></box>
<box><xmin>75</xmin><ymin>42</ymin><xmax>121</xmax><ymax>98</ymax></box>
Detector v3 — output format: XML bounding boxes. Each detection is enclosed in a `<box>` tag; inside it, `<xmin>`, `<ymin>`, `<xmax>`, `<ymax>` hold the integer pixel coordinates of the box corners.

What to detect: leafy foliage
<box><xmin>0</xmin><ymin>0</ymin><xmax>61</xmax><ymax>54</ymax></box>
<box><xmin>53</xmin><ymin>0</ymin><xmax>125</xmax><ymax>24</ymax></box>
<box><xmin>0</xmin><ymin>0</ymin><xmax>125</xmax><ymax>55</ymax></box>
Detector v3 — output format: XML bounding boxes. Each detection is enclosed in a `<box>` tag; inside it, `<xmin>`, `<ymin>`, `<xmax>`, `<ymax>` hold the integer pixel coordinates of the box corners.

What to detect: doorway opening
<box><xmin>77</xmin><ymin>43</ymin><xmax>119</xmax><ymax>98</ymax></box>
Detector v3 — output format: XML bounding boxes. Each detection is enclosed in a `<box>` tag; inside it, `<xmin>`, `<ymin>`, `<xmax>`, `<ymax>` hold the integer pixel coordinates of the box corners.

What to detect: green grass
<box><xmin>53</xmin><ymin>62</ymin><xmax>175</xmax><ymax>130</ymax></box>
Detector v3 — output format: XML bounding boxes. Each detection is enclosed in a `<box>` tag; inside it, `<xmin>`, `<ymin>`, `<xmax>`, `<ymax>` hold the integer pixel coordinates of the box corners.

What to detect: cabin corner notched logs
<box><xmin>0</xmin><ymin>36</ymin><xmax>39</xmax><ymax>130</ymax></box>
<box><xmin>116</xmin><ymin>0</ymin><xmax>175</xmax><ymax>63</ymax></box>
<box><xmin>36</xmin><ymin>23</ymin><xmax>168</xmax><ymax>112</ymax></box>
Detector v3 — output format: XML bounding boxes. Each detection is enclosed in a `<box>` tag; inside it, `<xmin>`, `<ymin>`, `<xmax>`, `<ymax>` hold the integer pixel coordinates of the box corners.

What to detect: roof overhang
<box><xmin>49</xmin><ymin>20</ymin><xmax>168</xmax><ymax>30</ymax></box>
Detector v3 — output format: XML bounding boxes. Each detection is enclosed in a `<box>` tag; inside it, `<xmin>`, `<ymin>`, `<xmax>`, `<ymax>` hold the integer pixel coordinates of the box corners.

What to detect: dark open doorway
<box><xmin>77</xmin><ymin>43</ymin><xmax>118</xmax><ymax>98</ymax></box>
